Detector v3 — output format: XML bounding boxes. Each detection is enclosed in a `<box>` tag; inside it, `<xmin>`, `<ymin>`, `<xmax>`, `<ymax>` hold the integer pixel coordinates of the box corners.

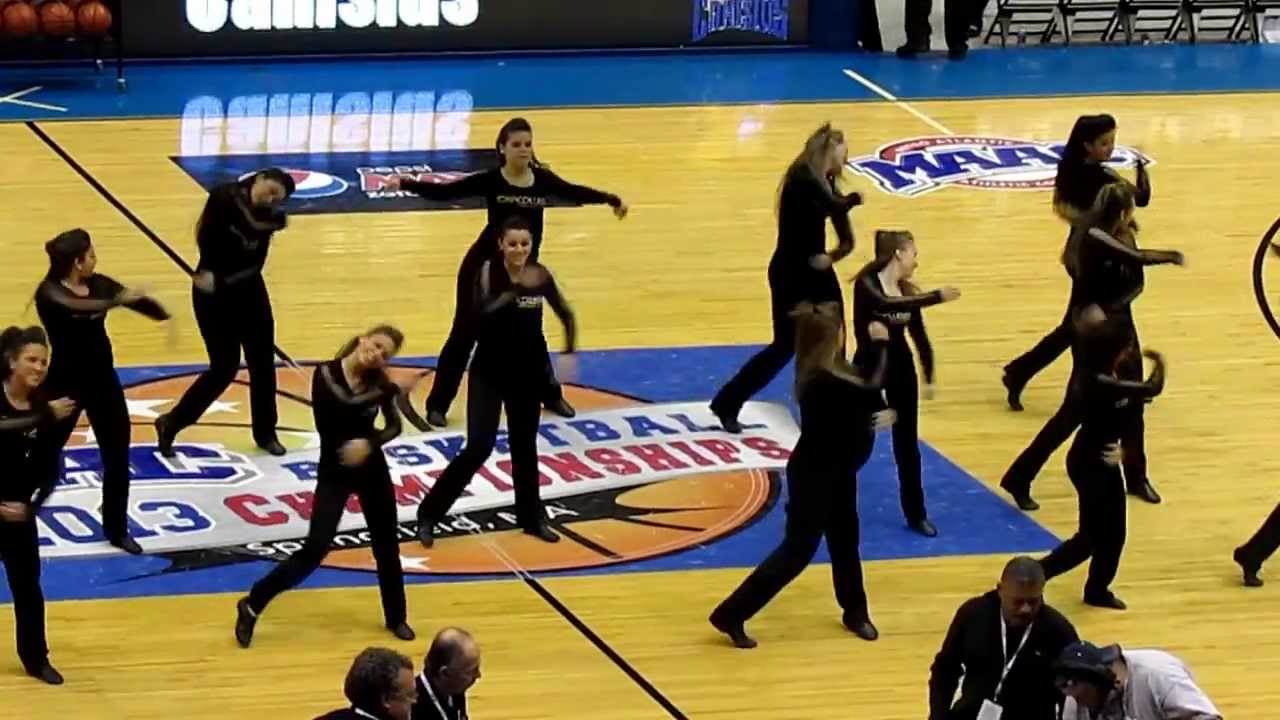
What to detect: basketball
<box><xmin>1</xmin><ymin>1</ymin><xmax>37</xmax><ymax>38</ymax></box>
<box><xmin>75</xmin><ymin>0</ymin><xmax>109</xmax><ymax>35</ymax></box>
<box><xmin>38</xmin><ymin>1</ymin><xmax>76</xmax><ymax>36</ymax></box>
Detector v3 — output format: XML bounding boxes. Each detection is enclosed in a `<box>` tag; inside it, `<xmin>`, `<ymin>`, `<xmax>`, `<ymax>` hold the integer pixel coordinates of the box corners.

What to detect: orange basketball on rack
<box><xmin>1</xmin><ymin>2</ymin><xmax>38</xmax><ymax>38</ymax></box>
<box><xmin>75</xmin><ymin>0</ymin><xmax>110</xmax><ymax>35</ymax></box>
<box><xmin>39</xmin><ymin>1</ymin><xmax>76</xmax><ymax>36</ymax></box>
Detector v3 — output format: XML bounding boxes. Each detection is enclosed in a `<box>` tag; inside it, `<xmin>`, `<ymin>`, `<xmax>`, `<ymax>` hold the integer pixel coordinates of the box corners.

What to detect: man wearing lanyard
<box><xmin>928</xmin><ymin>556</ymin><xmax>1079</xmax><ymax>720</ymax></box>
<box><xmin>316</xmin><ymin>647</ymin><xmax>418</xmax><ymax>720</ymax></box>
<box><xmin>1055</xmin><ymin>641</ymin><xmax>1222</xmax><ymax>720</ymax></box>
<box><xmin>414</xmin><ymin>628</ymin><xmax>481</xmax><ymax>720</ymax></box>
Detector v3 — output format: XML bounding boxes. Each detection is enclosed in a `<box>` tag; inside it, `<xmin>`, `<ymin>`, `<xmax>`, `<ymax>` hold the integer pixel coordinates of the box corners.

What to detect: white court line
<box><xmin>841</xmin><ymin>69</ymin><xmax>954</xmax><ymax>136</ymax></box>
<box><xmin>0</xmin><ymin>86</ymin><xmax>68</xmax><ymax>113</ymax></box>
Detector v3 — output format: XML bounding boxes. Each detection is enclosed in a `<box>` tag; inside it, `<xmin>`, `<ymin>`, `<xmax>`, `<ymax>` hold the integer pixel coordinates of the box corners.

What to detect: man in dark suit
<box><xmin>413</xmin><ymin>627</ymin><xmax>481</xmax><ymax>720</ymax></box>
<box><xmin>928</xmin><ymin>556</ymin><xmax>1079</xmax><ymax>720</ymax></box>
<box><xmin>316</xmin><ymin>647</ymin><xmax>418</xmax><ymax>720</ymax></box>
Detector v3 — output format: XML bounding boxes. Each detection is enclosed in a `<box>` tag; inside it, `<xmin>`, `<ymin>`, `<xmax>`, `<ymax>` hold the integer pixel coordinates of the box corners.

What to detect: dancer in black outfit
<box><xmin>235</xmin><ymin>325</ymin><xmax>419</xmax><ymax>648</ymax></box>
<box><xmin>851</xmin><ymin>230</ymin><xmax>960</xmax><ymax>537</ymax></box>
<box><xmin>415</xmin><ymin>217</ymin><xmax>576</xmax><ymax>547</ymax></box>
<box><xmin>0</xmin><ymin>327</ymin><xmax>76</xmax><ymax>685</ymax></box>
<box><xmin>384</xmin><ymin>117</ymin><xmax>625</xmax><ymax>428</ymax></box>
<box><xmin>34</xmin><ymin>229</ymin><xmax>171</xmax><ymax>556</ymax></box>
<box><xmin>710</xmin><ymin>303</ymin><xmax>894</xmax><ymax>649</ymax></box>
<box><xmin>156</xmin><ymin>168</ymin><xmax>296</xmax><ymax>459</ymax></box>
<box><xmin>711</xmin><ymin>123</ymin><xmax>862</xmax><ymax>433</ymax></box>
<box><xmin>1039</xmin><ymin>305</ymin><xmax>1166</xmax><ymax>610</ymax></box>
<box><xmin>1000</xmin><ymin>184</ymin><xmax>1182</xmax><ymax>511</ymax></box>
<box><xmin>1235</xmin><ymin>505</ymin><xmax>1280</xmax><ymax>587</ymax></box>
<box><xmin>1002</xmin><ymin>114</ymin><xmax>1150</xmax><ymax>412</ymax></box>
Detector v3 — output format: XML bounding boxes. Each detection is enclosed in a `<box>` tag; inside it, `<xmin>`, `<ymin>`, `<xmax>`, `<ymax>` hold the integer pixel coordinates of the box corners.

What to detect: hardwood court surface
<box><xmin>2</xmin><ymin>92</ymin><xmax>1279</xmax><ymax>718</ymax></box>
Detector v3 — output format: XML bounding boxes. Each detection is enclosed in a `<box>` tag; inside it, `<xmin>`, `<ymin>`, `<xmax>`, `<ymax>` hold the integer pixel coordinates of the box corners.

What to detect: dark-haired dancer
<box><xmin>711</xmin><ymin>124</ymin><xmax>861</xmax><ymax>434</ymax></box>
<box><xmin>384</xmin><ymin>117</ymin><xmax>625</xmax><ymax>428</ymax></box>
<box><xmin>1000</xmin><ymin>184</ymin><xmax>1182</xmax><ymax>511</ymax></box>
<box><xmin>0</xmin><ymin>326</ymin><xmax>75</xmax><ymax>684</ymax></box>
<box><xmin>1002</xmin><ymin>114</ymin><xmax>1151</xmax><ymax>412</ymax></box>
<box><xmin>710</xmin><ymin>304</ymin><xmax>894</xmax><ymax>648</ymax></box>
<box><xmin>156</xmin><ymin>168</ymin><xmax>296</xmax><ymax>458</ymax></box>
<box><xmin>1235</xmin><ymin>505</ymin><xmax>1280</xmax><ymax>587</ymax></box>
<box><xmin>34</xmin><ymin>229</ymin><xmax>170</xmax><ymax>555</ymax></box>
<box><xmin>416</xmin><ymin>217</ymin><xmax>576</xmax><ymax>547</ymax></box>
<box><xmin>1039</xmin><ymin>306</ymin><xmax>1166</xmax><ymax>610</ymax></box>
<box><xmin>235</xmin><ymin>325</ymin><xmax>418</xmax><ymax>648</ymax></box>
<box><xmin>851</xmin><ymin>230</ymin><xmax>960</xmax><ymax>538</ymax></box>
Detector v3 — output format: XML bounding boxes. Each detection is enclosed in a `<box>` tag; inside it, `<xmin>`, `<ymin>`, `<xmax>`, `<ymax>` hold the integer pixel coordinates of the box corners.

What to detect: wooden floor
<box><xmin>2</xmin><ymin>93</ymin><xmax>1280</xmax><ymax>718</ymax></box>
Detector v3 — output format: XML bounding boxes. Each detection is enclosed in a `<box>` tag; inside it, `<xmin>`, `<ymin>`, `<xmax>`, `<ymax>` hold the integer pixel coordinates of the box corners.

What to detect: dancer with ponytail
<box><xmin>710</xmin><ymin>304</ymin><xmax>894</xmax><ymax>649</ymax></box>
<box><xmin>34</xmin><ymin>229</ymin><xmax>170</xmax><ymax>555</ymax></box>
<box><xmin>235</xmin><ymin>325</ymin><xmax>418</xmax><ymax>648</ymax></box>
<box><xmin>156</xmin><ymin>168</ymin><xmax>297</xmax><ymax>459</ymax></box>
<box><xmin>710</xmin><ymin>123</ymin><xmax>862</xmax><ymax>434</ymax></box>
<box><xmin>384</xmin><ymin>117</ymin><xmax>626</xmax><ymax>428</ymax></box>
<box><xmin>851</xmin><ymin>230</ymin><xmax>961</xmax><ymax>537</ymax></box>
<box><xmin>0</xmin><ymin>327</ymin><xmax>75</xmax><ymax>684</ymax></box>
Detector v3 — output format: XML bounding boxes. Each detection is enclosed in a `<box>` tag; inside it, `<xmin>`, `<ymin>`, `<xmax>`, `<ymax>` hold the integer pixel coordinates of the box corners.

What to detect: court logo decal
<box><xmin>44</xmin><ymin>366</ymin><xmax>793</xmax><ymax>575</ymax></box>
<box><xmin>848</xmin><ymin>136</ymin><xmax>1153</xmax><ymax>197</ymax></box>
<box><xmin>692</xmin><ymin>0</ymin><xmax>790</xmax><ymax>42</ymax></box>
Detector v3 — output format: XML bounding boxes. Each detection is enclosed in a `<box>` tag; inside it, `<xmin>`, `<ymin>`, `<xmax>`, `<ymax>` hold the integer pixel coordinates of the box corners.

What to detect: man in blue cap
<box><xmin>1054</xmin><ymin>641</ymin><xmax>1221</xmax><ymax>719</ymax></box>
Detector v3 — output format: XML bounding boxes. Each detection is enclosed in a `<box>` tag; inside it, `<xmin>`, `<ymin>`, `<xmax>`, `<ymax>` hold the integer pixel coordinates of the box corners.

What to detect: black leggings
<box><xmin>711</xmin><ymin>264</ymin><xmax>842</xmax><ymax>420</ymax></box>
<box><xmin>42</xmin><ymin>369</ymin><xmax>132</xmax><ymax>539</ymax></box>
<box><xmin>0</xmin><ymin>518</ymin><xmax>47</xmax><ymax>672</ymax></box>
<box><xmin>885</xmin><ymin>359</ymin><xmax>927</xmax><ymax>525</ymax></box>
<box><xmin>1238</xmin><ymin>503</ymin><xmax>1280</xmax><ymax>570</ymax></box>
<box><xmin>426</xmin><ymin>238</ymin><xmax>562</xmax><ymax>416</ymax></box>
<box><xmin>1039</xmin><ymin>439</ymin><xmax>1127</xmax><ymax>598</ymax></box>
<box><xmin>1004</xmin><ymin>304</ymin><xmax>1073</xmax><ymax>389</ymax></box>
<box><xmin>247</xmin><ymin>462</ymin><xmax>406</xmax><ymax>626</ymax></box>
<box><xmin>711</xmin><ymin>444</ymin><xmax>871</xmax><ymax>625</ymax></box>
<box><xmin>168</xmin><ymin>281</ymin><xmax>278</xmax><ymax>445</ymax></box>
<box><xmin>418</xmin><ymin>372</ymin><xmax>545</xmax><ymax>530</ymax></box>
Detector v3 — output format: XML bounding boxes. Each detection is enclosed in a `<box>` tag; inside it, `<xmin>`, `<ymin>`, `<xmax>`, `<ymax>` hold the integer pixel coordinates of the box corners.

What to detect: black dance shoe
<box><xmin>417</xmin><ymin>521</ymin><xmax>435</xmax><ymax>549</ymax></box>
<box><xmin>546</xmin><ymin>398</ymin><xmax>576</xmax><ymax>419</ymax></box>
<box><xmin>1001</xmin><ymin>482</ymin><xmax>1040</xmax><ymax>512</ymax></box>
<box><xmin>388</xmin><ymin>622</ymin><xmax>416</xmax><ymax>642</ymax></box>
<box><xmin>1234</xmin><ymin>547</ymin><xmax>1264</xmax><ymax>587</ymax></box>
<box><xmin>257</xmin><ymin>439</ymin><xmax>287</xmax><ymax>457</ymax></box>
<box><xmin>426</xmin><ymin>409</ymin><xmax>448</xmax><ymax>428</ymax></box>
<box><xmin>843</xmin><ymin>614</ymin><xmax>879</xmax><ymax>641</ymax></box>
<box><xmin>710</xmin><ymin>403</ymin><xmax>742</xmax><ymax>434</ymax></box>
<box><xmin>1083</xmin><ymin>592</ymin><xmax>1127</xmax><ymax>610</ymax></box>
<box><xmin>948</xmin><ymin>45</ymin><xmax>969</xmax><ymax>60</ymax></box>
<box><xmin>1127</xmin><ymin>481</ymin><xmax>1162</xmax><ymax>504</ymax></box>
<box><xmin>108</xmin><ymin>534</ymin><xmax>143</xmax><ymax>556</ymax></box>
<box><xmin>1001</xmin><ymin>371</ymin><xmax>1025</xmax><ymax>412</ymax></box>
<box><xmin>522</xmin><ymin>524</ymin><xmax>560</xmax><ymax>543</ymax></box>
<box><xmin>154</xmin><ymin>414</ymin><xmax>177</xmax><ymax>458</ymax></box>
<box><xmin>26</xmin><ymin>663</ymin><xmax>64</xmax><ymax>685</ymax></box>
<box><xmin>895</xmin><ymin>42</ymin><xmax>929</xmax><ymax>59</ymax></box>
<box><xmin>235</xmin><ymin>597</ymin><xmax>258</xmax><ymax>648</ymax></box>
<box><xmin>909</xmin><ymin>519</ymin><xmax>938</xmax><ymax>538</ymax></box>
<box><xmin>709</xmin><ymin>611</ymin><xmax>757</xmax><ymax>649</ymax></box>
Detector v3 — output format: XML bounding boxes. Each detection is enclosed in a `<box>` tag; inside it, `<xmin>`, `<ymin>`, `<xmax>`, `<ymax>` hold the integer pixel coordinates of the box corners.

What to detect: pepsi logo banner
<box><xmin>848</xmin><ymin>136</ymin><xmax>1154</xmax><ymax>197</ymax></box>
<box><xmin>37</xmin><ymin>401</ymin><xmax>797</xmax><ymax>560</ymax></box>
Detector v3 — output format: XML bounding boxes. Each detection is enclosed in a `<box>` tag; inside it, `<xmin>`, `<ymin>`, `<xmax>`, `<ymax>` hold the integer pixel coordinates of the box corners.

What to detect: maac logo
<box><xmin>848</xmin><ymin>136</ymin><xmax>1153</xmax><ymax>197</ymax></box>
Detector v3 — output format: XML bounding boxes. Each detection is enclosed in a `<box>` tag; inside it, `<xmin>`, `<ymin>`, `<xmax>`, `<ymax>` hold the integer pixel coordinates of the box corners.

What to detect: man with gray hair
<box><xmin>413</xmin><ymin>627</ymin><xmax>481</xmax><ymax>720</ymax></box>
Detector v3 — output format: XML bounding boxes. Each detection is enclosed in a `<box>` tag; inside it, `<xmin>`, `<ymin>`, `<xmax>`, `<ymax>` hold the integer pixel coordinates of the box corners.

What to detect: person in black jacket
<box><xmin>710</xmin><ymin>303</ymin><xmax>895</xmax><ymax>648</ymax></box>
<box><xmin>236</xmin><ymin>325</ymin><xmax>421</xmax><ymax>648</ymax></box>
<box><xmin>710</xmin><ymin>123</ymin><xmax>861</xmax><ymax>435</ymax></box>
<box><xmin>315</xmin><ymin>647</ymin><xmax>418</xmax><ymax>720</ymax></box>
<box><xmin>156</xmin><ymin>168</ymin><xmax>296</xmax><ymax>459</ymax></box>
<box><xmin>413</xmin><ymin>628</ymin><xmax>480</xmax><ymax>720</ymax></box>
<box><xmin>0</xmin><ymin>326</ymin><xmax>76</xmax><ymax>685</ymax></box>
<box><xmin>384</xmin><ymin>117</ymin><xmax>626</xmax><ymax>428</ymax></box>
<box><xmin>1235</xmin><ymin>503</ymin><xmax>1280</xmax><ymax>587</ymax></box>
<box><xmin>928</xmin><ymin>556</ymin><xmax>1079</xmax><ymax>720</ymax></box>
<box><xmin>34</xmin><ymin>229</ymin><xmax>171</xmax><ymax>555</ymax></box>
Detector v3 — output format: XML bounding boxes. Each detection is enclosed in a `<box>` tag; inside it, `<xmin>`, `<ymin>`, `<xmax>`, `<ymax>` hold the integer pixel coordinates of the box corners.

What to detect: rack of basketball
<box><xmin>0</xmin><ymin>0</ymin><xmax>125</xmax><ymax>91</ymax></box>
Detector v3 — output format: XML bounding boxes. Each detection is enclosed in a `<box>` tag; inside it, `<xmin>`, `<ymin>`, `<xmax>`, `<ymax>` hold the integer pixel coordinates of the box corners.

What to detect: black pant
<box><xmin>885</xmin><ymin>359</ymin><xmax>927</xmax><ymax>524</ymax></box>
<box><xmin>1004</xmin><ymin>305</ymin><xmax>1073</xmax><ymax>390</ymax></box>
<box><xmin>41</xmin><ymin>369</ymin><xmax>132</xmax><ymax>539</ymax></box>
<box><xmin>0</xmin><ymin>517</ymin><xmax>47</xmax><ymax>672</ymax></box>
<box><xmin>1238</xmin><ymin>503</ymin><xmax>1280</xmax><ymax>569</ymax></box>
<box><xmin>168</xmin><ymin>281</ymin><xmax>278</xmax><ymax>445</ymax></box>
<box><xmin>426</xmin><ymin>238</ymin><xmax>563</xmax><ymax>417</ymax></box>
<box><xmin>248</xmin><ymin>462</ymin><xmax>406</xmax><ymax>626</ymax></box>
<box><xmin>711</xmin><ymin>263</ymin><xmax>842</xmax><ymax>421</ymax></box>
<box><xmin>418</xmin><ymin>372</ymin><xmax>545</xmax><ymax>530</ymax></box>
<box><xmin>1039</xmin><ymin>438</ymin><xmax>1126</xmax><ymax>598</ymax></box>
<box><xmin>903</xmin><ymin>0</ymin><xmax>970</xmax><ymax>48</ymax></box>
<box><xmin>857</xmin><ymin>0</ymin><xmax>883</xmax><ymax>50</ymax></box>
<box><xmin>711</xmin><ymin>444</ymin><xmax>871</xmax><ymax>625</ymax></box>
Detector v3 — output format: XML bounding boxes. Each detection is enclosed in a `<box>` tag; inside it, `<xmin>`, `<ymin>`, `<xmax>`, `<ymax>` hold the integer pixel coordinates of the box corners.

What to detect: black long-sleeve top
<box><xmin>791</xmin><ymin>342</ymin><xmax>889</xmax><ymax>469</ymax></box>
<box><xmin>400</xmin><ymin>167</ymin><xmax>621</xmax><ymax>261</ymax></box>
<box><xmin>1073</xmin><ymin>344</ymin><xmax>1164</xmax><ymax>449</ymax></box>
<box><xmin>311</xmin><ymin>360</ymin><xmax>403</xmax><ymax>473</ymax></box>
<box><xmin>771</xmin><ymin>164</ymin><xmax>859</xmax><ymax>287</ymax></box>
<box><xmin>0</xmin><ymin>390</ymin><xmax>59</xmax><ymax>511</ymax></box>
<box><xmin>928</xmin><ymin>590</ymin><xmax>1079</xmax><ymax>720</ymax></box>
<box><xmin>1066</xmin><ymin>226</ymin><xmax>1181</xmax><ymax>314</ymax></box>
<box><xmin>35</xmin><ymin>275</ymin><xmax>170</xmax><ymax>379</ymax></box>
<box><xmin>196</xmin><ymin>180</ymin><xmax>288</xmax><ymax>294</ymax></box>
<box><xmin>851</xmin><ymin>264</ymin><xmax>945</xmax><ymax>383</ymax></box>
<box><xmin>469</xmin><ymin>259</ymin><xmax>576</xmax><ymax>385</ymax></box>
<box><xmin>1055</xmin><ymin>160</ymin><xmax>1151</xmax><ymax>218</ymax></box>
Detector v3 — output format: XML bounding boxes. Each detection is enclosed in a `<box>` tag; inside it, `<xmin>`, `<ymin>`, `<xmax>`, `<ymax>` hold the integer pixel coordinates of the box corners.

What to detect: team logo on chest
<box><xmin>847</xmin><ymin>136</ymin><xmax>1153</xmax><ymax>197</ymax></box>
